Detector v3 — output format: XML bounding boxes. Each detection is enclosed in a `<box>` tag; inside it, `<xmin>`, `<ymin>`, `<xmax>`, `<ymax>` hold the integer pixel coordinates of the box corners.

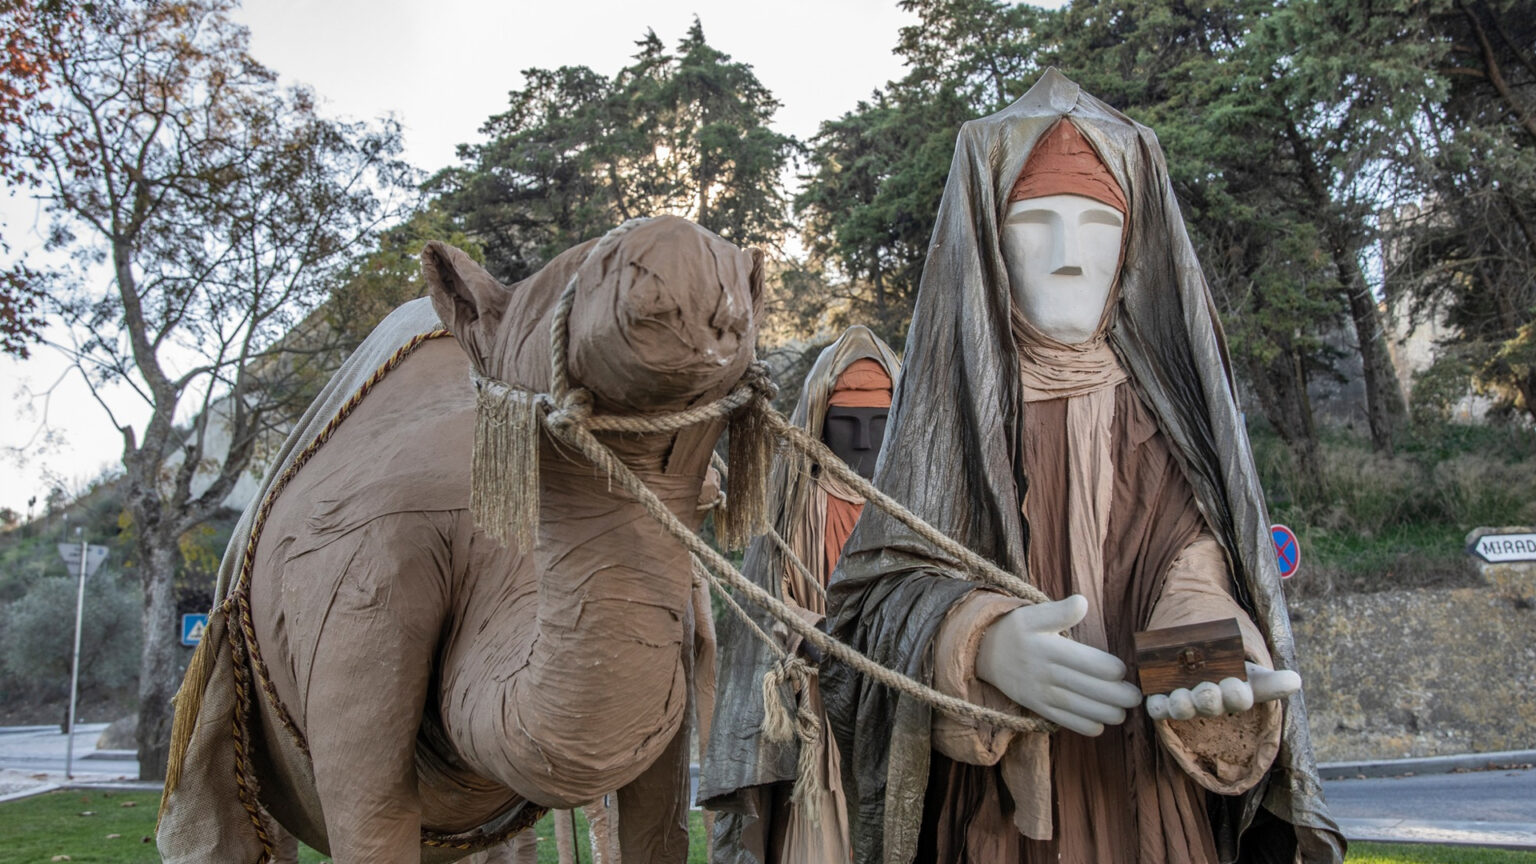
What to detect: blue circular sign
<box><xmin>1271</xmin><ymin>524</ymin><xmax>1300</xmax><ymax>579</ymax></box>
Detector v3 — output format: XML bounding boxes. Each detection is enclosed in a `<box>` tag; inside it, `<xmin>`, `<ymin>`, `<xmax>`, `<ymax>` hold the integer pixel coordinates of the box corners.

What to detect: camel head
<box><xmin>423</xmin><ymin>215</ymin><xmax>764</xmax><ymax>413</ymax></box>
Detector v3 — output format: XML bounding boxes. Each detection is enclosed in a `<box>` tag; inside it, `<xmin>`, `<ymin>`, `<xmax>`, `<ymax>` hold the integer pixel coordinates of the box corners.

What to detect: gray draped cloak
<box><xmin>819</xmin><ymin>68</ymin><xmax>1344</xmax><ymax>864</ymax></box>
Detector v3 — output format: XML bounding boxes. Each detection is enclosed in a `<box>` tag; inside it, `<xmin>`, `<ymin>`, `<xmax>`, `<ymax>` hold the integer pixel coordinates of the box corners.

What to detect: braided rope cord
<box><xmin>216</xmin><ymin>329</ymin><xmax>549</xmax><ymax>854</ymax></box>
<box><xmin>542</xmin><ymin>390</ymin><xmax>1054</xmax><ymax>735</ymax></box>
<box><xmin>764</xmin><ymin>416</ymin><xmax>1047</xmax><ymax>604</ymax></box>
<box><xmin>496</xmin><ymin>275</ymin><xmax>1056</xmax><ymax>736</ymax></box>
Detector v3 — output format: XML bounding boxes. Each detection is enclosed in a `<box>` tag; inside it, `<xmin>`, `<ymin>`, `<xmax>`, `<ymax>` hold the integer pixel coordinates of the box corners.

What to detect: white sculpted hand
<box><xmin>975</xmin><ymin>595</ymin><xmax>1143</xmax><ymax>736</ymax></box>
<box><xmin>1144</xmin><ymin>662</ymin><xmax>1301</xmax><ymax>721</ymax></box>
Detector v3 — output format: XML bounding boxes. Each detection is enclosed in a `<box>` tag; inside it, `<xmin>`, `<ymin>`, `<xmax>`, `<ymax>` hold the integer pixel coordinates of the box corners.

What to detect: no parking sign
<box><xmin>1271</xmin><ymin>524</ymin><xmax>1300</xmax><ymax>579</ymax></box>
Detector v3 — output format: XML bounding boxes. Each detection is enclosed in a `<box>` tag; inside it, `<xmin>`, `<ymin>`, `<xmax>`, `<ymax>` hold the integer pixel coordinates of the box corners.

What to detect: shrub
<box><xmin>1251</xmin><ymin>415</ymin><xmax>1536</xmax><ymax>594</ymax></box>
<box><xmin>1431</xmin><ymin>454</ymin><xmax>1536</xmax><ymax>529</ymax></box>
<box><xmin>0</xmin><ymin>572</ymin><xmax>141</xmax><ymax>703</ymax></box>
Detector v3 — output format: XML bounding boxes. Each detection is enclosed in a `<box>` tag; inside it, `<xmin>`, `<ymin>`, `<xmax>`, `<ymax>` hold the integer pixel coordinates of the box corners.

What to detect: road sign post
<box><xmin>58</xmin><ymin>536</ymin><xmax>108</xmax><ymax>780</ymax></box>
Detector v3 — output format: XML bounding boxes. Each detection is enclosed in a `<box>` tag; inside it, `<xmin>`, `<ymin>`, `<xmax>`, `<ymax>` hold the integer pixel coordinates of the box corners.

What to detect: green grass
<box><xmin>0</xmin><ymin>789</ymin><xmax>708</xmax><ymax>863</ymax></box>
<box><xmin>0</xmin><ymin>789</ymin><xmax>251</xmax><ymax>864</ymax></box>
<box><xmin>1349</xmin><ymin>841</ymin><xmax>1536</xmax><ymax>862</ymax></box>
<box><xmin>0</xmin><ymin>792</ymin><xmax>1522</xmax><ymax>864</ymax></box>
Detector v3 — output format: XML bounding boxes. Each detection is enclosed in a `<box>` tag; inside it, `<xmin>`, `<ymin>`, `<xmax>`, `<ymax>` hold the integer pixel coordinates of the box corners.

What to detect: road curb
<box><xmin>65</xmin><ymin>779</ymin><xmax>163</xmax><ymax>792</ymax></box>
<box><xmin>1319</xmin><ymin>749</ymin><xmax>1536</xmax><ymax>780</ymax></box>
<box><xmin>81</xmin><ymin>749</ymin><xmax>136</xmax><ymax>761</ymax></box>
<box><xmin>1338</xmin><ymin>817</ymin><xmax>1536</xmax><ymax>850</ymax></box>
<box><xmin>0</xmin><ymin>782</ymin><xmax>60</xmax><ymax>804</ymax></box>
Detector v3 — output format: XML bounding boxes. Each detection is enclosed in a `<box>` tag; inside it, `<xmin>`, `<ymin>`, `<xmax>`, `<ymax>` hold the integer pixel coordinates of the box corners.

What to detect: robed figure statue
<box><xmin>704</xmin><ymin>325</ymin><xmax>901</xmax><ymax>864</ymax></box>
<box><xmin>821</xmin><ymin>69</ymin><xmax>1344</xmax><ymax>864</ymax></box>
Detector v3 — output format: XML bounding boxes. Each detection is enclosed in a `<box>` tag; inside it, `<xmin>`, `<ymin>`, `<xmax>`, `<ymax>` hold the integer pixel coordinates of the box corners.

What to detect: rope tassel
<box><xmin>158</xmin><ymin>609</ymin><xmax>222</xmax><ymax>827</ymax></box>
<box><xmin>472</xmin><ymin>378</ymin><xmax>545</xmax><ymax>548</ymax></box>
<box><xmin>760</xmin><ymin>656</ymin><xmax>802</xmax><ymax>744</ymax></box>
<box><xmin>759</xmin><ymin>656</ymin><xmax>826</xmax><ymax>827</ymax></box>
<box><xmin>790</xmin><ymin>700</ymin><xmax>825</xmax><ymax>828</ymax></box>
<box><xmin>718</xmin><ymin>371</ymin><xmax>777</xmax><ymax>550</ymax></box>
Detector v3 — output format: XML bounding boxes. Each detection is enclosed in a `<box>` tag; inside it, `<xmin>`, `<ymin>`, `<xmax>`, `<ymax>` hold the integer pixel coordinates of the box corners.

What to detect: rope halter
<box><xmin>469</xmin><ymin>245</ymin><xmax>778</xmax><ymax>549</ymax></box>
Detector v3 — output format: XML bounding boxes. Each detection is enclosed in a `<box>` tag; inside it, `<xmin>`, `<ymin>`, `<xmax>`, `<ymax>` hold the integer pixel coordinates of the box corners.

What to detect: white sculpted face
<box><xmin>1001</xmin><ymin>193</ymin><xmax>1125</xmax><ymax>344</ymax></box>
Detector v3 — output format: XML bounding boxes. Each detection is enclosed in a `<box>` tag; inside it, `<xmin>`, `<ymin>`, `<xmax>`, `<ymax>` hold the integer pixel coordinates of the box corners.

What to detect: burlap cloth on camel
<box><xmin>159</xmin><ymin>217</ymin><xmax>753</xmax><ymax>862</ymax></box>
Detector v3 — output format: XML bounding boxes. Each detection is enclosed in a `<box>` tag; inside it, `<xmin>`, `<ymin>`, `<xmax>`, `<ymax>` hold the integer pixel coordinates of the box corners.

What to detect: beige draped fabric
<box><xmin>775</xmin><ymin>352</ymin><xmax>891</xmax><ymax>864</ymax></box>
<box><xmin>928</xmin><ymin>376</ymin><xmax>1283</xmax><ymax>864</ymax></box>
<box><xmin>785</xmin><ymin>470</ymin><xmax>868</xmax><ymax>618</ymax></box>
<box><xmin>1012</xmin><ymin>306</ymin><xmax>1127</xmax><ymax>653</ymax></box>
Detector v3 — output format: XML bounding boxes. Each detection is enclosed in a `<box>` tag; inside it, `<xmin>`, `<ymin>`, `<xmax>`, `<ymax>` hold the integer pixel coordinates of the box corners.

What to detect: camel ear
<box><xmin>747</xmin><ymin>247</ymin><xmax>766</xmax><ymax>312</ymax></box>
<box><xmin>423</xmin><ymin>241</ymin><xmax>510</xmax><ymax>370</ymax></box>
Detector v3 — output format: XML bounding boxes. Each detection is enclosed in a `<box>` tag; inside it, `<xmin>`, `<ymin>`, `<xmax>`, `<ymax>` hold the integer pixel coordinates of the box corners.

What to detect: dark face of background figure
<box><xmin>822</xmin><ymin>406</ymin><xmax>889</xmax><ymax>481</ymax></box>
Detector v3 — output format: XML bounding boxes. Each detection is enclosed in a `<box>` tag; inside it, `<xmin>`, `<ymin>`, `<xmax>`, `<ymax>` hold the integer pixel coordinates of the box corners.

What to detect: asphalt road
<box><xmin>1323</xmin><ymin>767</ymin><xmax>1536</xmax><ymax>824</ymax></box>
<box><xmin>0</xmin><ymin>724</ymin><xmax>139</xmax><ymax>783</ymax></box>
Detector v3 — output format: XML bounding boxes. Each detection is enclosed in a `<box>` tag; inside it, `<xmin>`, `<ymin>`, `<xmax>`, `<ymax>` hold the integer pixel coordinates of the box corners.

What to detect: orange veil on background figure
<box><xmin>701</xmin><ymin>325</ymin><xmax>900</xmax><ymax>864</ymax></box>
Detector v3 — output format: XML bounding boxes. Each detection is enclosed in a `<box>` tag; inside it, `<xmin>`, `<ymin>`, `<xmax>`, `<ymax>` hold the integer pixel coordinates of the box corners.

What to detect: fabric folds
<box><xmin>820</xmin><ymin>68</ymin><xmax>1343</xmax><ymax>864</ymax></box>
<box><xmin>701</xmin><ymin>326</ymin><xmax>901</xmax><ymax>864</ymax></box>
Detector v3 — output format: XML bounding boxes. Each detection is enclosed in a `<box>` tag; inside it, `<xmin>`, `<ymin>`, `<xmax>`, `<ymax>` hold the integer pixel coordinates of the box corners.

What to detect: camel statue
<box><xmin>157</xmin><ymin>215</ymin><xmax>764</xmax><ymax>864</ymax></box>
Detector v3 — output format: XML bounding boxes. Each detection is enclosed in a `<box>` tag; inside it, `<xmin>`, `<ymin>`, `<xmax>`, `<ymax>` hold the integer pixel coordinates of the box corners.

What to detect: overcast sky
<box><xmin>0</xmin><ymin>0</ymin><xmax>1060</xmax><ymax>517</ymax></box>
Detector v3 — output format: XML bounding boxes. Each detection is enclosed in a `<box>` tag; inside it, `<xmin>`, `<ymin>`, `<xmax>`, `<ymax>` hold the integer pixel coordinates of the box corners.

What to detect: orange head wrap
<box><xmin>1008</xmin><ymin>119</ymin><xmax>1127</xmax><ymax>213</ymax></box>
<box><xmin>827</xmin><ymin>358</ymin><xmax>893</xmax><ymax>408</ymax></box>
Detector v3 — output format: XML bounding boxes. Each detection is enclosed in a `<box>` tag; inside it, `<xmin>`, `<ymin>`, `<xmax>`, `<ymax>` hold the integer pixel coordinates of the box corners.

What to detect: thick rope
<box><xmin>700</xmin><ymin>553</ymin><xmax>784</xmax><ymax>667</ymax></box>
<box><xmin>486</xmin><ymin>284</ymin><xmax>1059</xmax><ymax>735</ymax></box>
<box><xmin>692</xmin><ymin>548</ymin><xmax>826</xmax><ymax>823</ymax></box>
<box><xmin>765</xmin><ymin>414</ymin><xmax>1048</xmax><ymax>605</ymax></box>
<box><xmin>542</xmin><ymin>410</ymin><xmax>1055</xmax><ymax>736</ymax></box>
<box><xmin>766</xmin><ymin>525</ymin><xmax>827</xmax><ymax>603</ymax></box>
<box><xmin>467</xmin><ymin>257</ymin><xmax>1064</xmax><ymax>822</ymax></box>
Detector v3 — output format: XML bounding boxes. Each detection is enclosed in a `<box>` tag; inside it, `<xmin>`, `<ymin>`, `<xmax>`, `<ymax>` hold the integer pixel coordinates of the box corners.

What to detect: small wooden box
<box><xmin>1132</xmin><ymin>618</ymin><xmax>1246</xmax><ymax>695</ymax></box>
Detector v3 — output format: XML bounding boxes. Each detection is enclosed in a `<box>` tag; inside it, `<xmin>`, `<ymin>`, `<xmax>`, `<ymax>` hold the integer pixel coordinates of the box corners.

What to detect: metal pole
<box><xmin>64</xmin><ymin>529</ymin><xmax>87</xmax><ymax>779</ymax></box>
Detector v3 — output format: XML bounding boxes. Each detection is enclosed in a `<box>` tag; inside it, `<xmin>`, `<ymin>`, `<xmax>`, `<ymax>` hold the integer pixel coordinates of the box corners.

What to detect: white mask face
<box><xmin>1001</xmin><ymin>193</ymin><xmax>1125</xmax><ymax>344</ymax></box>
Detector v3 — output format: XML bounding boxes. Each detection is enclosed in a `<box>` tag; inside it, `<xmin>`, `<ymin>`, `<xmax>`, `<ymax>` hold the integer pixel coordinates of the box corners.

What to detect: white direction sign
<box><xmin>57</xmin><ymin>544</ymin><xmax>110</xmax><ymax>578</ymax></box>
<box><xmin>1468</xmin><ymin>532</ymin><xmax>1536</xmax><ymax>564</ymax></box>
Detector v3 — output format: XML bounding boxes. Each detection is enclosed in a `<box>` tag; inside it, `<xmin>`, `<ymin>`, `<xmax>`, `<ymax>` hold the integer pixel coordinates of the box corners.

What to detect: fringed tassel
<box><xmin>789</xmin><ymin>693</ymin><xmax>825</xmax><ymax>828</ymax></box>
<box><xmin>159</xmin><ymin>608</ymin><xmax>223</xmax><ymax>826</ymax></box>
<box><xmin>718</xmin><ymin>396</ymin><xmax>774</xmax><ymax>549</ymax></box>
<box><xmin>759</xmin><ymin>656</ymin><xmax>826</xmax><ymax>827</ymax></box>
<box><xmin>760</xmin><ymin>656</ymin><xmax>799</xmax><ymax>744</ymax></box>
<box><xmin>472</xmin><ymin>380</ymin><xmax>544</xmax><ymax>548</ymax></box>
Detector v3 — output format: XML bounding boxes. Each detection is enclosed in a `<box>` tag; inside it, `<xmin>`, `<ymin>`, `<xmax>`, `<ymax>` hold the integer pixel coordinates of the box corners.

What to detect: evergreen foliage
<box><xmin>430</xmin><ymin>18</ymin><xmax>796</xmax><ymax>284</ymax></box>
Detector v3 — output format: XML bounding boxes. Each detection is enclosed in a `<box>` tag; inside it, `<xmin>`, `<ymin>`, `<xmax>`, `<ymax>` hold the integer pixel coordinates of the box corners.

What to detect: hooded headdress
<box><xmin>820</xmin><ymin>69</ymin><xmax>1342</xmax><ymax>864</ymax></box>
<box><xmin>1009</xmin><ymin>118</ymin><xmax>1128</xmax><ymax>212</ymax></box>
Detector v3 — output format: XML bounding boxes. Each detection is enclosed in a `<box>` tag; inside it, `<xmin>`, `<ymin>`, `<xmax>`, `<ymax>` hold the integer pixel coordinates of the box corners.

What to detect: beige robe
<box><xmin>929</xmin><ymin>379</ymin><xmax>1281</xmax><ymax>863</ymax></box>
<box><xmin>773</xmin><ymin>472</ymin><xmax>865</xmax><ymax>864</ymax></box>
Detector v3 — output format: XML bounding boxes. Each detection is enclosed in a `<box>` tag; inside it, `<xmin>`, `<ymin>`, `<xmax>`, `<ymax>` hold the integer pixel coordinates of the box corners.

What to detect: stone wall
<box><xmin>1290</xmin><ymin>532</ymin><xmax>1536</xmax><ymax>761</ymax></box>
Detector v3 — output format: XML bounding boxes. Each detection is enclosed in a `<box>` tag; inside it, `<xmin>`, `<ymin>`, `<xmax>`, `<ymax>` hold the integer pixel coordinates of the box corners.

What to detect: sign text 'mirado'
<box><xmin>1468</xmin><ymin>532</ymin><xmax>1536</xmax><ymax>564</ymax></box>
